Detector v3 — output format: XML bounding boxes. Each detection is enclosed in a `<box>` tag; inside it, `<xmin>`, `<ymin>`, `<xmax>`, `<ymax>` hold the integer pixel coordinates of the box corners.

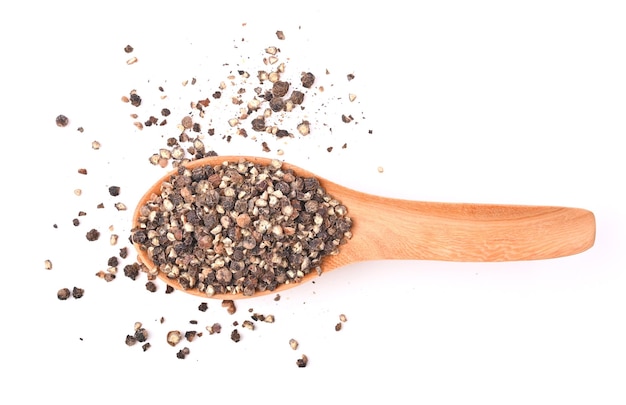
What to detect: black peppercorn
<box><xmin>86</xmin><ymin>229</ymin><xmax>100</xmax><ymax>241</ymax></box>
<box><xmin>272</xmin><ymin>81</ymin><xmax>290</xmax><ymax>97</ymax></box>
<box><xmin>129</xmin><ymin>93</ymin><xmax>141</xmax><ymax>107</ymax></box>
<box><xmin>301</xmin><ymin>72</ymin><xmax>315</xmax><ymax>88</ymax></box>
<box><xmin>55</xmin><ymin>115</ymin><xmax>69</xmax><ymax>127</ymax></box>
<box><xmin>57</xmin><ymin>288</ymin><xmax>71</xmax><ymax>300</ymax></box>
<box><xmin>72</xmin><ymin>287</ymin><xmax>85</xmax><ymax>299</ymax></box>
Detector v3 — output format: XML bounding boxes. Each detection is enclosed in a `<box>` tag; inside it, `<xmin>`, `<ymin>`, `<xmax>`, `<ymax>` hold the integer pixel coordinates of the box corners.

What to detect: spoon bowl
<box><xmin>132</xmin><ymin>156</ymin><xmax>596</xmax><ymax>299</ymax></box>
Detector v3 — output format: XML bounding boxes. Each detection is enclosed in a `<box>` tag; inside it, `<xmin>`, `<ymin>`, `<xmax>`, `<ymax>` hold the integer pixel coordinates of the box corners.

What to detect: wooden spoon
<box><xmin>132</xmin><ymin>156</ymin><xmax>596</xmax><ymax>299</ymax></box>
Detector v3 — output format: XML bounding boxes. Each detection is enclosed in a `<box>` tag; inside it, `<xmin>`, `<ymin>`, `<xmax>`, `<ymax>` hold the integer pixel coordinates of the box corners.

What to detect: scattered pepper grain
<box><xmin>167</xmin><ymin>330</ymin><xmax>182</xmax><ymax>346</ymax></box>
<box><xmin>108</xmin><ymin>186</ymin><xmax>121</xmax><ymax>196</ymax></box>
<box><xmin>85</xmin><ymin>229</ymin><xmax>100</xmax><ymax>241</ymax></box>
<box><xmin>57</xmin><ymin>288</ymin><xmax>71</xmax><ymax>300</ymax></box>
<box><xmin>125</xmin><ymin>335</ymin><xmax>137</xmax><ymax>346</ymax></box>
<box><xmin>301</xmin><ymin>72</ymin><xmax>315</xmax><ymax>88</ymax></box>
<box><xmin>296</xmin><ymin>354</ymin><xmax>308</xmax><ymax>368</ymax></box>
<box><xmin>72</xmin><ymin>287</ymin><xmax>84</xmax><ymax>299</ymax></box>
<box><xmin>56</xmin><ymin>115</ymin><xmax>69</xmax><ymax>127</ymax></box>
<box><xmin>176</xmin><ymin>347</ymin><xmax>190</xmax><ymax>359</ymax></box>
<box><xmin>222</xmin><ymin>300</ymin><xmax>237</xmax><ymax>315</ymax></box>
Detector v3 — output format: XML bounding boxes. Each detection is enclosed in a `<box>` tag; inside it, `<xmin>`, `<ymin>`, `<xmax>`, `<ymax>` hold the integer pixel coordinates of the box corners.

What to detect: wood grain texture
<box><xmin>132</xmin><ymin>156</ymin><xmax>596</xmax><ymax>299</ymax></box>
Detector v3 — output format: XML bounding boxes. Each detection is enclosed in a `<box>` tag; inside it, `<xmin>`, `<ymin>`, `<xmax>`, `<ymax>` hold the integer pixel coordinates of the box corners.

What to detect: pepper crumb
<box><xmin>108</xmin><ymin>186</ymin><xmax>121</xmax><ymax>196</ymax></box>
<box><xmin>230</xmin><ymin>329</ymin><xmax>241</xmax><ymax>343</ymax></box>
<box><xmin>123</xmin><ymin>263</ymin><xmax>140</xmax><ymax>280</ymax></box>
<box><xmin>124</xmin><ymin>45</ymin><xmax>134</xmax><ymax>53</ymax></box>
<box><xmin>207</xmin><ymin>323</ymin><xmax>222</xmax><ymax>335</ymax></box>
<box><xmin>129</xmin><ymin>92</ymin><xmax>142</xmax><ymax>107</ymax></box>
<box><xmin>222</xmin><ymin>300</ymin><xmax>237</xmax><ymax>315</ymax></box>
<box><xmin>301</xmin><ymin>72</ymin><xmax>315</xmax><ymax>88</ymax></box>
<box><xmin>56</xmin><ymin>115</ymin><xmax>69</xmax><ymax>127</ymax></box>
<box><xmin>296</xmin><ymin>354</ymin><xmax>308</xmax><ymax>368</ymax></box>
<box><xmin>85</xmin><ymin>229</ymin><xmax>100</xmax><ymax>241</ymax></box>
<box><xmin>167</xmin><ymin>330</ymin><xmax>182</xmax><ymax>347</ymax></box>
<box><xmin>198</xmin><ymin>302</ymin><xmax>208</xmax><ymax>312</ymax></box>
<box><xmin>72</xmin><ymin>287</ymin><xmax>85</xmax><ymax>299</ymax></box>
<box><xmin>125</xmin><ymin>335</ymin><xmax>137</xmax><ymax>346</ymax></box>
<box><xmin>145</xmin><ymin>281</ymin><xmax>157</xmax><ymax>292</ymax></box>
<box><xmin>176</xmin><ymin>347</ymin><xmax>190</xmax><ymax>359</ymax></box>
<box><xmin>134</xmin><ymin>328</ymin><xmax>149</xmax><ymax>343</ymax></box>
<box><xmin>57</xmin><ymin>288</ymin><xmax>71</xmax><ymax>300</ymax></box>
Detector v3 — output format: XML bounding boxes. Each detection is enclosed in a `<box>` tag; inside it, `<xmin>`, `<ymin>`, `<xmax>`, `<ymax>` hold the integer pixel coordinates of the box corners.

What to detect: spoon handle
<box><xmin>341</xmin><ymin>192</ymin><xmax>596</xmax><ymax>262</ymax></box>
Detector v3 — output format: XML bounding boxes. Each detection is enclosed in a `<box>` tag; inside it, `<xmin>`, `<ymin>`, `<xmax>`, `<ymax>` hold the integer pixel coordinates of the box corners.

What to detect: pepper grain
<box><xmin>57</xmin><ymin>288</ymin><xmax>71</xmax><ymax>300</ymax></box>
<box><xmin>56</xmin><ymin>115</ymin><xmax>69</xmax><ymax>127</ymax></box>
<box><xmin>86</xmin><ymin>229</ymin><xmax>100</xmax><ymax>241</ymax></box>
<box><xmin>296</xmin><ymin>354</ymin><xmax>308</xmax><ymax>368</ymax></box>
<box><xmin>72</xmin><ymin>287</ymin><xmax>85</xmax><ymax>299</ymax></box>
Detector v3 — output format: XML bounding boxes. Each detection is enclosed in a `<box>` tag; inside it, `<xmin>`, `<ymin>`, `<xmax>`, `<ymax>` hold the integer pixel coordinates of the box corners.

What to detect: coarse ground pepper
<box><xmin>131</xmin><ymin>159</ymin><xmax>352</xmax><ymax>297</ymax></box>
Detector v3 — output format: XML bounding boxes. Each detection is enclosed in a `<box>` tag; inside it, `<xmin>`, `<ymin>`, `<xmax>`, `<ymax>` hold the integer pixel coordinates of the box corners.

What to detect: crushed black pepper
<box><xmin>86</xmin><ymin>229</ymin><xmax>100</xmax><ymax>241</ymax></box>
<box><xmin>129</xmin><ymin>92</ymin><xmax>142</xmax><ymax>107</ymax></box>
<box><xmin>72</xmin><ymin>287</ymin><xmax>84</xmax><ymax>299</ymax></box>
<box><xmin>123</xmin><ymin>263</ymin><xmax>140</xmax><ymax>280</ymax></box>
<box><xmin>108</xmin><ymin>186</ymin><xmax>121</xmax><ymax>196</ymax></box>
<box><xmin>131</xmin><ymin>159</ymin><xmax>352</xmax><ymax>297</ymax></box>
<box><xmin>57</xmin><ymin>288</ymin><xmax>71</xmax><ymax>300</ymax></box>
<box><xmin>56</xmin><ymin>115</ymin><xmax>69</xmax><ymax>127</ymax></box>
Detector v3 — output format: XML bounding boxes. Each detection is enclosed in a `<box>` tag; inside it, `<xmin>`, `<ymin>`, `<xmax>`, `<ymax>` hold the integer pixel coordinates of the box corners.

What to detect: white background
<box><xmin>1</xmin><ymin>1</ymin><xmax>624</xmax><ymax>403</ymax></box>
